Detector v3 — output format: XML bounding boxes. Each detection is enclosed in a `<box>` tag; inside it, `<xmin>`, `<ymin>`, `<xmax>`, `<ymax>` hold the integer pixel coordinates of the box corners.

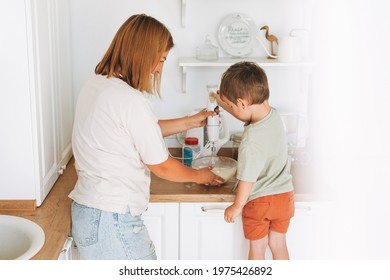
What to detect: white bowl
<box><xmin>192</xmin><ymin>156</ymin><xmax>237</xmax><ymax>183</ymax></box>
<box><xmin>0</xmin><ymin>215</ymin><xmax>45</xmax><ymax>260</ymax></box>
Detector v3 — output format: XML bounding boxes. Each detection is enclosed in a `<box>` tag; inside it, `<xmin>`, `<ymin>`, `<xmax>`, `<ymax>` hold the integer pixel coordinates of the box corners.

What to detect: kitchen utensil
<box><xmin>176</xmin><ymin>85</ymin><xmax>230</xmax><ymax>157</ymax></box>
<box><xmin>192</xmin><ymin>156</ymin><xmax>237</xmax><ymax>184</ymax></box>
<box><xmin>201</xmin><ymin>85</ymin><xmax>230</xmax><ymax>157</ymax></box>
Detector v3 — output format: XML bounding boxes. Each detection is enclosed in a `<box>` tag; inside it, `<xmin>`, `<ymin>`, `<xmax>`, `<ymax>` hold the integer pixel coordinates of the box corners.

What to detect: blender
<box><xmin>196</xmin><ymin>85</ymin><xmax>230</xmax><ymax>158</ymax></box>
<box><xmin>178</xmin><ymin>85</ymin><xmax>230</xmax><ymax>159</ymax></box>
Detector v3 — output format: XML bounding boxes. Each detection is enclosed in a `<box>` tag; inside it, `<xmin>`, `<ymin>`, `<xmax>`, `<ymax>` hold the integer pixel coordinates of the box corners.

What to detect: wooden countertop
<box><xmin>150</xmin><ymin>175</ymin><xmax>236</xmax><ymax>203</ymax></box>
<box><xmin>149</xmin><ymin>148</ymin><xmax>237</xmax><ymax>202</ymax></box>
<box><xmin>0</xmin><ymin>150</ymin><xmax>326</xmax><ymax>260</ymax></box>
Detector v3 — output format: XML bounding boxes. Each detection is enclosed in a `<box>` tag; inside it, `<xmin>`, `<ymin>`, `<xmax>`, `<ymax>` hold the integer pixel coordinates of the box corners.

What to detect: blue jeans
<box><xmin>71</xmin><ymin>201</ymin><xmax>156</xmax><ymax>260</ymax></box>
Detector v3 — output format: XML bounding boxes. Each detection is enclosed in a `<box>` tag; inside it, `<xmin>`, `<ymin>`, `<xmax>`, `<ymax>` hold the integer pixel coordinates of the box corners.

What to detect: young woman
<box><xmin>69</xmin><ymin>14</ymin><xmax>223</xmax><ymax>260</ymax></box>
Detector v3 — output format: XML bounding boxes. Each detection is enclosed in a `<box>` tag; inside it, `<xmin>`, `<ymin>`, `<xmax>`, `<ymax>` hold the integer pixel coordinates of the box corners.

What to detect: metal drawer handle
<box><xmin>61</xmin><ymin>237</ymin><xmax>73</xmax><ymax>253</ymax></box>
<box><xmin>201</xmin><ymin>206</ymin><xmax>225</xmax><ymax>213</ymax></box>
<box><xmin>295</xmin><ymin>205</ymin><xmax>312</xmax><ymax>211</ymax></box>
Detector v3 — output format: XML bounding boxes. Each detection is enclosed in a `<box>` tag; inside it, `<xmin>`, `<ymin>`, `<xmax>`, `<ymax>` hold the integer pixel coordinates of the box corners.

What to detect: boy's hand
<box><xmin>224</xmin><ymin>203</ymin><xmax>243</xmax><ymax>223</ymax></box>
<box><xmin>210</xmin><ymin>92</ymin><xmax>221</xmax><ymax>104</ymax></box>
<box><xmin>210</xmin><ymin>91</ymin><xmax>233</xmax><ymax>116</ymax></box>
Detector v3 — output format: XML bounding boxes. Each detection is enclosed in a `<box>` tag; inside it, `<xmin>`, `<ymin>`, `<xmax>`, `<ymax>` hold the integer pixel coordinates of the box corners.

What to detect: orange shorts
<box><xmin>242</xmin><ymin>191</ymin><xmax>295</xmax><ymax>240</ymax></box>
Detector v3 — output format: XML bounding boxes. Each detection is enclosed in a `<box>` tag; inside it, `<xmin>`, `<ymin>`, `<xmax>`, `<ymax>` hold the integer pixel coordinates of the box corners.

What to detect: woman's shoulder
<box><xmin>95</xmin><ymin>76</ymin><xmax>148</xmax><ymax>103</ymax></box>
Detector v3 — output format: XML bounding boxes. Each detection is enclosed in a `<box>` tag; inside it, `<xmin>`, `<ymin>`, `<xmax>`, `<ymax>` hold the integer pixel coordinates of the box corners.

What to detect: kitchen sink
<box><xmin>0</xmin><ymin>215</ymin><xmax>45</xmax><ymax>260</ymax></box>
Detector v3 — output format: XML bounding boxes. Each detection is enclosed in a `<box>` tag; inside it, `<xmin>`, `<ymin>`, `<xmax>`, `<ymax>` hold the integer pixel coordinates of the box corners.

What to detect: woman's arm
<box><xmin>158</xmin><ymin>109</ymin><xmax>214</xmax><ymax>137</ymax></box>
<box><xmin>146</xmin><ymin>156</ymin><xmax>224</xmax><ymax>185</ymax></box>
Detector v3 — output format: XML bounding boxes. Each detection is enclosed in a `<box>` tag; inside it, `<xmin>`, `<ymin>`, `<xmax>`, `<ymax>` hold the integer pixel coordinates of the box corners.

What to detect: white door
<box><xmin>179</xmin><ymin>203</ymin><xmax>248</xmax><ymax>260</ymax></box>
<box><xmin>29</xmin><ymin>0</ymin><xmax>74</xmax><ymax>205</ymax></box>
<box><xmin>28</xmin><ymin>0</ymin><xmax>60</xmax><ymax>205</ymax></box>
<box><xmin>142</xmin><ymin>203</ymin><xmax>179</xmax><ymax>260</ymax></box>
<box><xmin>53</xmin><ymin>0</ymin><xmax>73</xmax><ymax>168</ymax></box>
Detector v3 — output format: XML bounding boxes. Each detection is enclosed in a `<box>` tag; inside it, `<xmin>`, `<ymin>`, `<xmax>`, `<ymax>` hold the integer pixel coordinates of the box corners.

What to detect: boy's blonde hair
<box><xmin>220</xmin><ymin>61</ymin><xmax>269</xmax><ymax>105</ymax></box>
<box><xmin>95</xmin><ymin>14</ymin><xmax>174</xmax><ymax>96</ymax></box>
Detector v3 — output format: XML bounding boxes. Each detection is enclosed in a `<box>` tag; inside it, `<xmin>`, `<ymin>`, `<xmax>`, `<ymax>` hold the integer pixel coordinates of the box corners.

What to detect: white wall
<box><xmin>68</xmin><ymin>0</ymin><xmax>313</xmax><ymax>144</ymax></box>
<box><xmin>309</xmin><ymin>0</ymin><xmax>390</xmax><ymax>259</ymax></box>
<box><xmin>68</xmin><ymin>0</ymin><xmax>390</xmax><ymax>259</ymax></box>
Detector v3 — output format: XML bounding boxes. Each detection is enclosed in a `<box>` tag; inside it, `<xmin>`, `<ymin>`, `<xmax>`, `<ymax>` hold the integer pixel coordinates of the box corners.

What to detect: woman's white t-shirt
<box><xmin>69</xmin><ymin>75</ymin><xmax>168</xmax><ymax>215</ymax></box>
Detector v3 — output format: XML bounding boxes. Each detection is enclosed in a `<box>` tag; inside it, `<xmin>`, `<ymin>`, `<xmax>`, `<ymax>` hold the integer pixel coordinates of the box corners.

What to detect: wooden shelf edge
<box><xmin>0</xmin><ymin>200</ymin><xmax>36</xmax><ymax>211</ymax></box>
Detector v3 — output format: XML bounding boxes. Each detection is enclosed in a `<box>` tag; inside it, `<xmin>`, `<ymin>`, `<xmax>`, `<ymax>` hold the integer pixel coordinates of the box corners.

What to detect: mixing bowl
<box><xmin>191</xmin><ymin>156</ymin><xmax>237</xmax><ymax>184</ymax></box>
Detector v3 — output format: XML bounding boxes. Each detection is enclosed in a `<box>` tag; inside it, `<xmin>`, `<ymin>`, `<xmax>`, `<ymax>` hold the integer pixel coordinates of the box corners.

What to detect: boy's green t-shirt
<box><xmin>237</xmin><ymin>108</ymin><xmax>293</xmax><ymax>202</ymax></box>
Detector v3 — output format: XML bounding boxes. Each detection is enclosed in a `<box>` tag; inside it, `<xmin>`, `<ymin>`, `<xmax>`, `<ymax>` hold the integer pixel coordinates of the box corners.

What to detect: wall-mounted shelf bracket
<box><xmin>181</xmin><ymin>0</ymin><xmax>186</xmax><ymax>27</ymax></box>
<box><xmin>181</xmin><ymin>66</ymin><xmax>187</xmax><ymax>93</ymax></box>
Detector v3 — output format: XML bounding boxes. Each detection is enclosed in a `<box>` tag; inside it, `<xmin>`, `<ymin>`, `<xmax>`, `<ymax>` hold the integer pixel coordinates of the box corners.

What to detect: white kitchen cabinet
<box><xmin>181</xmin><ymin>201</ymin><xmax>331</xmax><ymax>260</ymax></box>
<box><xmin>143</xmin><ymin>201</ymin><xmax>330</xmax><ymax>260</ymax></box>
<box><xmin>142</xmin><ymin>203</ymin><xmax>180</xmax><ymax>260</ymax></box>
<box><xmin>287</xmin><ymin>201</ymin><xmax>331</xmax><ymax>259</ymax></box>
<box><xmin>0</xmin><ymin>0</ymin><xmax>73</xmax><ymax>206</ymax></box>
<box><xmin>263</xmin><ymin>201</ymin><xmax>331</xmax><ymax>260</ymax></box>
<box><xmin>142</xmin><ymin>202</ymin><xmax>248</xmax><ymax>260</ymax></box>
<box><xmin>285</xmin><ymin>202</ymin><xmax>316</xmax><ymax>259</ymax></box>
<box><xmin>179</xmin><ymin>202</ymin><xmax>248</xmax><ymax>260</ymax></box>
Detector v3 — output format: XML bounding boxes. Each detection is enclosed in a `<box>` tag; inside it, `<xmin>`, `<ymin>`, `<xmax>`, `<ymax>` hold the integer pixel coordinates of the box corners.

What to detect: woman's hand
<box><xmin>147</xmin><ymin>156</ymin><xmax>224</xmax><ymax>185</ymax></box>
<box><xmin>158</xmin><ymin>109</ymin><xmax>215</xmax><ymax>137</ymax></box>
<box><xmin>188</xmin><ymin>109</ymin><xmax>215</xmax><ymax>128</ymax></box>
<box><xmin>195</xmin><ymin>166</ymin><xmax>224</xmax><ymax>186</ymax></box>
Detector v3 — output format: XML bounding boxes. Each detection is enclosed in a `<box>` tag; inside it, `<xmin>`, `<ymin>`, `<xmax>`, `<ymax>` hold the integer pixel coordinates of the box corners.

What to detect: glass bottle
<box><xmin>182</xmin><ymin>137</ymin><xmax>200</xmax><ymax>167</ymax></box>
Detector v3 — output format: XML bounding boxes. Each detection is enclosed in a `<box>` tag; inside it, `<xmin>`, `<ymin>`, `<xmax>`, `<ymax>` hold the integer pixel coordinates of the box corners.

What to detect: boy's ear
<box><xmin>236</xmin><ymin>98</ymin><xmax>249</xmax><ymax>109</ymax></box>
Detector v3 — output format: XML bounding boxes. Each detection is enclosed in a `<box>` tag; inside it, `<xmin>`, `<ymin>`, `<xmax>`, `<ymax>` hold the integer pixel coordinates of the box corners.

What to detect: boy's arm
<box><xmin>224</xmin><ymin>180</ymin><xmax>253</xmax><ymax>223</ymax></box>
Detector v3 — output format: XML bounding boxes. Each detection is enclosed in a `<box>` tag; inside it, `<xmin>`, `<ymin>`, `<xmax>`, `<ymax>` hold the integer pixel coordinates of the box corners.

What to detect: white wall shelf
<box><xmin>179</xmin><ymin>57</ymin><xmax>313</xmax><ymax>93</ymax></box>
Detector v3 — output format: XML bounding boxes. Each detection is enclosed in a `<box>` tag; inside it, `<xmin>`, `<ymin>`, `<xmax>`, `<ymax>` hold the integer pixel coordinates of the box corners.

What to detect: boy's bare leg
<box><xmin>268</xmin><ymin>231</ymin><xmax>289</xmax><ymax>260</ymax></box>
<box><xmin>248</xmin><ymin>235</ymin><xmax>268</xmax><ymax>260</ymax></box>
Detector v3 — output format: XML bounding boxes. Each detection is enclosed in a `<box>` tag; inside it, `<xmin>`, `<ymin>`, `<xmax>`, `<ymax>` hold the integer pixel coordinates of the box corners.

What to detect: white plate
<box><xmin>218</xmin><ymin>13</ymin><xmax>257</xmax><ymax>57</ymax></box>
